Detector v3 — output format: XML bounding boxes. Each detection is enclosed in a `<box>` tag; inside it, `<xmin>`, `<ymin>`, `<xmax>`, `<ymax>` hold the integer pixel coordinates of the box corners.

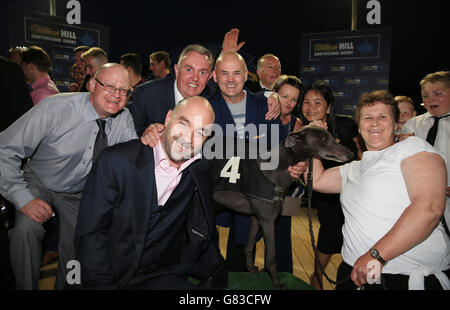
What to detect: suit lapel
<box><xmin>188</xmin><ymin>159</ymin><xmax>215</xmax><ymax>233</ymax></box>
<box><xmin>131</xmin><ymin>145</ymin><xmax>156</xmax><ymax>269</ymax></box>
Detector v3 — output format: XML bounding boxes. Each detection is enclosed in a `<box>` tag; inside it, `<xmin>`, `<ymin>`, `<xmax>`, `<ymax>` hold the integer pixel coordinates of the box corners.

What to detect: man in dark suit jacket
<box><xmin>74</xmin><ymin>96</ymin><xmax>224</xmax><ymax>289</ymax></box>
<box><xmin>128</xmin><ymin>44</ymin><xmax>217</xmax><ymax>137</ymax></box>
<box><xmin>244</xmin><ymin>54</ymin><xmax>282</xmax><ymax>93</ymax></box>
<box><xmin>210</xmin><ymin>51</ymin><xmax>296</xmax><ymax>272</ymax></box>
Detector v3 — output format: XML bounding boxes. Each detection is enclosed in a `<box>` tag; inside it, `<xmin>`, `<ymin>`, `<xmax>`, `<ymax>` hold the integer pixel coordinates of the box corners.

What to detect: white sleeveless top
<box><xmin>339</xmin><ymin>136</ymin><xmax>450</xmax><ymax>289</ymax></box>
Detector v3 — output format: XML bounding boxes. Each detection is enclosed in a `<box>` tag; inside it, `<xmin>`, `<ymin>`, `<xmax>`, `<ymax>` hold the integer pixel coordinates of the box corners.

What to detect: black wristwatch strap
<box><xmin>370</xmin><ymin>248</ymin><xmax>387</xmax><ymax>266</ymax></box>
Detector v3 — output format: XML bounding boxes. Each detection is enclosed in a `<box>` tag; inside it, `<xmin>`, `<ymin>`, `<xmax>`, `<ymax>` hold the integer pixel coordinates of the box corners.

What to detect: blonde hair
<box><xmin>419</xmin><ymin>71</ymin><xmax>450</xmax><ymax>90</ymax></box>
<box><xmin>81</xmin><ymin>47</ymin><xmax>108</xmax><ymax>64</ymax></box>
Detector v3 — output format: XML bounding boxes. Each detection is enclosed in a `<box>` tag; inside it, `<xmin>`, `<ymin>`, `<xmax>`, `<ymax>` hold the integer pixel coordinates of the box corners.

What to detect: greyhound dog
<box><xmin>210</xmin><ymin>125</ymin><xmax>354</xmax><ymax>289</ymax></box>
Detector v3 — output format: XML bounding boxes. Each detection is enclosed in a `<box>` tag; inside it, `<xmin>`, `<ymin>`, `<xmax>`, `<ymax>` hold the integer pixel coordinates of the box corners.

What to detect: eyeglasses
<box><xmin>95</xmin><ymin>78</ymin><xmax>130</xmax><ymax>97</ymax></box>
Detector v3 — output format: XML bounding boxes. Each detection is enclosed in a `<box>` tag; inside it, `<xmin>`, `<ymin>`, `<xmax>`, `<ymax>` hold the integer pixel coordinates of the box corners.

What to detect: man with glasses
<box><xmin>0</xmin><ymin>63</ymin><xmax>137</xmax><ymax>290</ymax></box>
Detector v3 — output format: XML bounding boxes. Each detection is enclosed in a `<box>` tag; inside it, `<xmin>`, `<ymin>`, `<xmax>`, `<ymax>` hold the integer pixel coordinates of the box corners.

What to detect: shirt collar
<box><xmin>174</xmin><ymin>79</ymin><xmax>184</xmax><ymax>106</ymax></box>
<box><xmin>424</xmin><ymin>111</ymin><xmax>450</xmax><ymax>120</ymax></box>
<box><xmin>259</xmin><ymin>80</ymin><xmax>269</xmax><ymax>91</ymax></box>
<box><xmin>31</xmin><ymin>75</ymin><xmax>51</xmax><ymax>90</ymax></box>
<box><xmin>154</xmin><ymin>140</ymin><xmax>201</xmax><ymax>173</ymax></box>
<box><xmin>83</xmin><ymin>93</ymin><xmax>111</xmax><ymax>127</ymax></box>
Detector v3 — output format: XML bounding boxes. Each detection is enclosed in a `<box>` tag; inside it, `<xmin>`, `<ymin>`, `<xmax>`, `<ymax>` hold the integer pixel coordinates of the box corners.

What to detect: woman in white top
<box><xmin>310</xmin><ymin>90</ymin><xmax>450</xmax><ymax>290</ymax></box>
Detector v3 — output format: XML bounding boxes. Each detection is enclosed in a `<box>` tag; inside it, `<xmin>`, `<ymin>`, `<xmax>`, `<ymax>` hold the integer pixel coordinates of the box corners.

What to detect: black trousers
<box><xmin>336</xmin><ymin>261</ymin><xmax>450</xmax><ymax>290</ymax></box>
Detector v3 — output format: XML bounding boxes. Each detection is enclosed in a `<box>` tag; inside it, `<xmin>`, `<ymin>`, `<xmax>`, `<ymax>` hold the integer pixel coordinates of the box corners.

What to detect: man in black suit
<box><xmin>128</xmin><ymin>44</ymin><xmax>217</xmax><ymax>137</ymax></box>
<box><xmin>245</xmin><ymin>54</ymin><xmax>282</xmax><ymax>93</ymax></box>
<box><xmin>74</xmin><ymin>96</ymin><xmax>223</xmax><ymax>289</ymax></box>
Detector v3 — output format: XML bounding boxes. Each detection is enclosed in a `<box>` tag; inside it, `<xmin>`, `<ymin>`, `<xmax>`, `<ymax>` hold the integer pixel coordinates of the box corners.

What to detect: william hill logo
<box><xmin>313</xmin><ymin>41</ymin><xmax>355</xmax><ymax>57</ymax></box>
<box><xmin>29</xmin><ymin>23</ymin><xmax>77</xmax><ymax>44</ymax></box>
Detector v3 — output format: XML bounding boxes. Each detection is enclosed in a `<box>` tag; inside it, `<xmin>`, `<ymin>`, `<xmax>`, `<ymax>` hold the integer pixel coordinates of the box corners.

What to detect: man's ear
<box><xmin>88</xmin><ymin>77</ymin><xmax>95</xmax><ymax>94</ymax></box>
<box><xmin>164</xmin><ymin>109</ymin><xmax>173</xmax><ymax>127</ymax></box>
<box><xmin>174</xmin><ymin>64</ymin><xmax>179</xmax><ymax>78</ymax></box>
<box><xmin>212</xmin><ymin>70</ymin><xmax>217</xmax><ymax>83</ymax></box>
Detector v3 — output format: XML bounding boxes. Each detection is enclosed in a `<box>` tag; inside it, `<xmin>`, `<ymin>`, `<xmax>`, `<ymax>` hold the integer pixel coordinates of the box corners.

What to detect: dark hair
<box><xmin>300</xmin><ymin>82</ymin><xmax>337</xmax><ymax>137</ymax></box>
<box><xmin>120</xmin><ymin>53</ymin><xmax>142</xmax><ymax>76</ymax></box>
<box><xmin>20</xmin><ymin>46</ymin><xmax>52</xmax><ymax>72</ymax></box>
<box><xmin>150</xmin><ymin>51</ymin><xmax>171</xmax><ymax>68</ymax></box>
<box><xmin>354</xmin><ymin>90</ymin><xmax>399</xmax><ymax>124</ymax></box>
<box><xmin>272</xmin><ymin>75</ymin><xmax>304</xmax><ymax>116</ymax></box>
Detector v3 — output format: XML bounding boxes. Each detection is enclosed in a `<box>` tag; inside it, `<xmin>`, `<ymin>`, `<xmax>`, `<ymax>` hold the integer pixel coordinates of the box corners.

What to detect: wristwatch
<box><xmin>369</xmin><ymin>248</ymin><xmax>387</xmax><ymax>266</ymax></box>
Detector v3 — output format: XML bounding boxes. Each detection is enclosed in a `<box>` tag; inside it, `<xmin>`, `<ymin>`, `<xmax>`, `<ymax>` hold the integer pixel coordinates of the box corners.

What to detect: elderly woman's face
<box><xmin>358</xmin><ymin>102</ymin><xmax>396</xmax><ymax>151</ymax></box>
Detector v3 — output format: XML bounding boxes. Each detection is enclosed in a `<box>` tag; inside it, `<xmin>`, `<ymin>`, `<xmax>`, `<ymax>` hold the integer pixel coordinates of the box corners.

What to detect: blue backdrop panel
<box><xmin>300</xmin><ymin>28</ymin><xmax>392</xmax><ymax>116</ymax></box>
<box><xmin>9</xmin><ymin>7</ymin><xmax>108</xmax><ymax>92</ymax></box>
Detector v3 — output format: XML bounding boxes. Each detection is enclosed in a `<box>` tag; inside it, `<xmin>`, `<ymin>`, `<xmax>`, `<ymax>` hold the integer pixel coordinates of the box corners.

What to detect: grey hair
<box><xmin>177</xmin><ymin>44</ymin><xmax>214</xmax><ymax>70</ymax></box>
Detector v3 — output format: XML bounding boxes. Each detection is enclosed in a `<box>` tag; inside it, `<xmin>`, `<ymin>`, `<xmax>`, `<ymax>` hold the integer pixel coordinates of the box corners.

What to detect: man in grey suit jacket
<box><xmin>0</xmin><ymin>63</ymin><xmax>137</xmax><ymax>290</ymax></box>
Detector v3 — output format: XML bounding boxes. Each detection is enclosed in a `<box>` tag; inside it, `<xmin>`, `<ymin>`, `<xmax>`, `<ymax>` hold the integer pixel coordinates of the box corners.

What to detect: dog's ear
<box><xmin>284</xmin><ymin>130</ymin><xmax>304</xmax><ymax>148</ymax></box>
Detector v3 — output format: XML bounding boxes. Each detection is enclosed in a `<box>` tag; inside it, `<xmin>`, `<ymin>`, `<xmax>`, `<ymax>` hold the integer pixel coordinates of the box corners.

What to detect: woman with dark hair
<box><xmin>272</xmin><ymin>75</ymin><xmax>304</xmax><ymax>132</ymax></box>
<box><xmin>299</xmin><ymin>82</ymin><xmax>358</xmax><ymax>289</ymax></box>
<box><xmin>264</xmin><ymin>75</ymin><xmax>305</xmax><ymax>273</ymax></box>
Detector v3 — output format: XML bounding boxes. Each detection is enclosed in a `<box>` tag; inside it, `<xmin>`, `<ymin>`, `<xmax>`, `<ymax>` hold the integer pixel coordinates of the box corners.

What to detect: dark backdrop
<box><xmin>1</xmin><ymin>0</ymin><xmax>448</xmax><ymax>112</ymax></box>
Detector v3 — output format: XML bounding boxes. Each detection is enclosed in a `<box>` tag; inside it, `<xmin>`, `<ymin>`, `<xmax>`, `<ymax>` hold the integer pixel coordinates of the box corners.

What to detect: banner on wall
<box><xmin>9</xmin><ymin>7</ymin><xmax>108</xmax><ymax>91</ymax></box>
<box><xmin>299</xmin><ymin>28</ymin><xmax>392</xmax><ymax>116</ymax></box>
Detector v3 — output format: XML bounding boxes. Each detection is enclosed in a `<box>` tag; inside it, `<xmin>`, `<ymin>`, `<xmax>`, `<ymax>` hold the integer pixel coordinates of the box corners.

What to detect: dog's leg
<box><xmin>259</xmin><ymin>221</ymin><xmax>286</xmax><ymax>289</ymax></box>
<box><xmin>254</xmin><ymin>201</ymin><xmax>287</xmax><ymax>290</ymax></box>
<box><xmin>244</xmin><ymin>216</ymin><xmax>260</xmax><ymax>276</ymax></box>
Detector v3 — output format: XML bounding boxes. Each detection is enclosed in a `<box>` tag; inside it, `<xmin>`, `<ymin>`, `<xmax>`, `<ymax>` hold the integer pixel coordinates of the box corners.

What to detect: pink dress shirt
<box><xmin>31</xmin><ymin>75</ymin><xmax>59</xmax><ymax>105</ymax></box>
<box><xmin>153</xmin><ymin>140</ymin><xmax>201</xmax><ymax>206</ymax></box>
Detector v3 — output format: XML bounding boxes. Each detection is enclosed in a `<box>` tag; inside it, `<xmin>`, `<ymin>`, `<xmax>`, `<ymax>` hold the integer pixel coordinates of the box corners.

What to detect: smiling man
<box><xmin>402</xmin><ymin>70</ymin><xmax>450</xmax><ymax>236</ymax></box>
<box><xmin>128</xmin><ymin>44</ymin><xmax>217</xmax><ymax>137</ymax></box>
<box><xmin>0</xmin><ymin>63</ymin><xmax>137</xmax><ymax>290</ymax></box>
<box><xmin>75</xmin><ymin>96</ymin><xmax>224</xmax><ymax>290</ymax></box>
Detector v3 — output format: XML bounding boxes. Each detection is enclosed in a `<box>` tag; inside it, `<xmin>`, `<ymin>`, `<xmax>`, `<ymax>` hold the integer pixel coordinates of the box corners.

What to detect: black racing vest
<box><xmin>138</xmin><ymin>170</ymin><xmax>196</xmax><ymax>275</ymax></box>
<box><xmin>209</xmin><ymin>137</ymin><xmax>285</xmax><ymax>204</ymax></box>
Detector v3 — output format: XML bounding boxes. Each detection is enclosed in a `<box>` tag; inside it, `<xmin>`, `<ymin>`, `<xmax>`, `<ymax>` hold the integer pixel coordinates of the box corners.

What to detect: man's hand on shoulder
<box><xmin>141</xmin><ymin>123</ymin><xmax>165</xmax><ymax>147</ymax></box>
<box><xmin>265</xmin><ymin>92</ymin><xmax>281</xmax><ymax>120</ymax></box>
